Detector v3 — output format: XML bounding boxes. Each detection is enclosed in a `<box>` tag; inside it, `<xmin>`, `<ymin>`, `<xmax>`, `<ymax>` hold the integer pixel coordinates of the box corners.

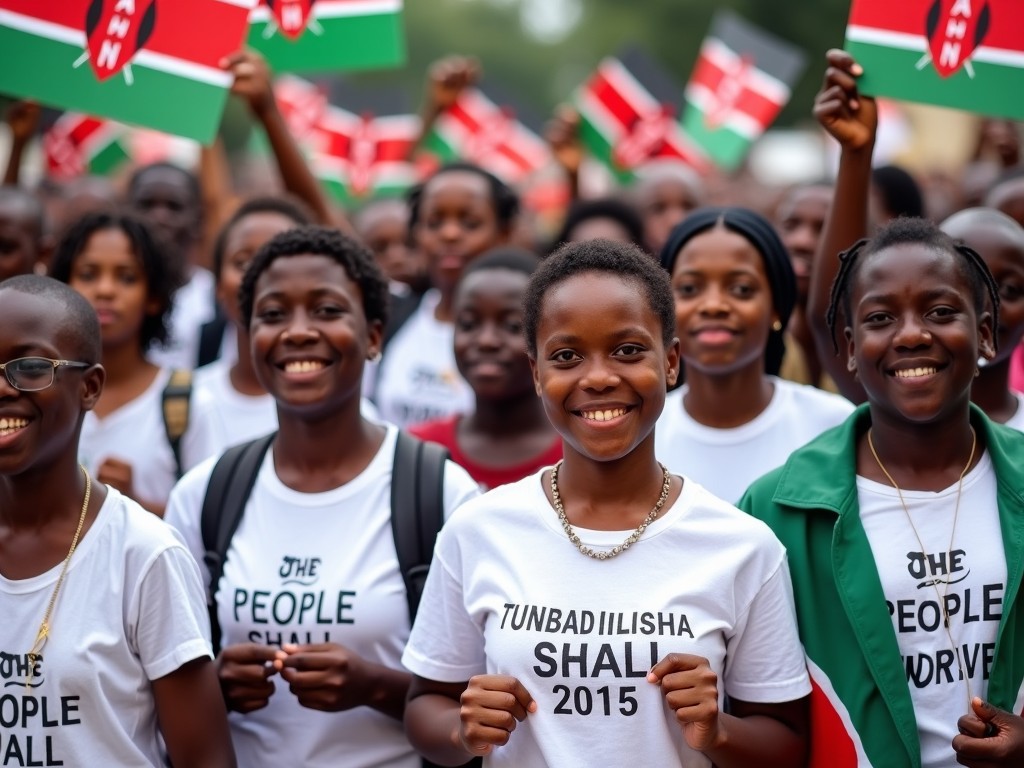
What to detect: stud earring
<box><xmin>772</xmin><ymin>320</ymin><xmax>783</xmax><ymax>332</ymax></box>
<box><xmin>369</xmin><ymin>351</ymin><xmax>382</xmax><ymax>364</ymax></box>
<box><xmin>847</xmin><ymin>357</ymin><xmax>857</xmax><ymax>373</ymax></box>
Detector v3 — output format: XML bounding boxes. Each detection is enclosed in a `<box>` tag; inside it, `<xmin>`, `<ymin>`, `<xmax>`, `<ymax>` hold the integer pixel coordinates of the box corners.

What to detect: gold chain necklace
<box><xmin>24</xmin><ymin>464</ymin><xmax>91</xmax><ymax>689</ymax></box>
<box><xmin>867</xmin><ymin>427</ymin><xmax>976</xmax><ymax>712</ymax></box>
<box><xmin>549</xmin><ymin>460</ymin><xmax>671</xmax><ymax>560</ymax></box>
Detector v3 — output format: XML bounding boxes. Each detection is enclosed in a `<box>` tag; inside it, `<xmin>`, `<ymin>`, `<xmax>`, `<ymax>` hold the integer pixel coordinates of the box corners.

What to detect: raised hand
<box><xmin>426</xmin><ymin>55</ymin><xmax>480</xmax><ymax>114</ymax></box>
<box><xmin>952</xmin><ymin>697</ymin><xmax>1024</xmax><ymax>766</ymax></box>
<box><xmin>222</xmin><ymin>49</ymin><xmax>275</xmax><ymax>117</ymax></box>
<box><xmin>812</xmin><ymin>49</ymin><xmax>877</xmax><ymax>152</ymax></box>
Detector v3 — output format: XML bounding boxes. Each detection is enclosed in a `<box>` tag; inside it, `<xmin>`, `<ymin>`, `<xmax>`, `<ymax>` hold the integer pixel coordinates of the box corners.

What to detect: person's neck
<box><xmin>786</xmin><ymin>306</ymin><xmax>824</xmax><ymax>384</ymax></box>
<box><xmin>971</xmin><ymin>359</ymin><xmax>1019</xmax><ymax>424</ymax></box>
<box><xmin>229</xmin><ymin>328</ymin><xmax>266</xmax><ymax>397</ymax></box>
<box><xmin>0</xmin><ymin>453</ymin><xmax>91</xmax><ymax>530</ymax></box>
<box><xmin>101</xmin><ymin>341</ymin><xmax>153</xmax><ymax>384</ymax></box>
<box><xmin>273</xmin><ymin>400</ymin><xmax>385</xmax><ymax>490</ymax></box>
<box><xmin>866</xmin><ymin>404</ymin><xmax>979</xmax><ymax>485</ymax></box>
<box><xmin>465</xmin><ymin>392</ymin><xmax>551</xmax><ymax>437</ymax></box>
<box><xmin>433</xmin><ymin>288</ymin><xmax>455</xmax><ymax>323</ymax></box>
<box><xmin>682</xmin><ymin>363</ymin><xmax>774</xmax><ymax>428</ymax></box>
<box><xmin>554</xmin><ymin>437</ymin><xmax>665</xmax><ymax>522</ymax></box>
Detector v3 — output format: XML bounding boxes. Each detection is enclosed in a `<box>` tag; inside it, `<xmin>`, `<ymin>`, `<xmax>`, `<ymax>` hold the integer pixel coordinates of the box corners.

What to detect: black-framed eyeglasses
<box><xmin>0</xmin><ymin>357</ymin><xmax>92</xmax><ymax>392</ymax></box>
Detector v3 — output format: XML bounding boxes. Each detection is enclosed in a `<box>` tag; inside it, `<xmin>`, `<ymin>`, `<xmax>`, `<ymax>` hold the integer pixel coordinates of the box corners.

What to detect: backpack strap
<box><xmin>161</xmin><ymin>368</ymin><xmax>193</xmax><ymax>479</ymax></box>
<box><xmin>196</xmin><ymin>312</ymin><xmax>228</xmax><ymax>368</ymax></box>
<box><xmin>390</xmin><ymin>431</ymin><xmax>449</xmax><ymax>624</ymax></box>
<box><xmin>382</xmin><ymin>292</ymin><xmax>421</xmax><ymax>352</ymax></box>
<box><xmin>200</xmin><ymin>432</ymin><xmax>276</xmax><ymax>655</ymax></box>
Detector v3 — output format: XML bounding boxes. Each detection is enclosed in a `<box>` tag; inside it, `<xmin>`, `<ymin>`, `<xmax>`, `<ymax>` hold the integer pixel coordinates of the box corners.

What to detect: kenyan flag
<box><xmin>575</xmin><ymin>50</ymin><xmax>710</xmax><ymax>183</ymax></box>
<box><xmin>845</xmin><ymin>0</ymin><xmax>1024</xmax><ymax>120</ymax></box>
<box><xmin>421</xmin><ymin>88</ymin><xmax>550</xmax><ymax>185</ymax></box>
<box><xmin>310</xmin><ymin>106</ymin><xmax>419</xmax><ymax>205</ymax></box>
<box><xmin>248</xmin><ymin>0</ymin><xmax>405</xmax><ymax>74</ymax></box>
<box><xmin>681</xmin><ymin>11</ymin><xmax>806</xmax><ymax>171</ymax></box>
<box><xmin>44</xmin><ymin>112</ymin><xmax>130</xmax><ymax>179</ymax></box>
<box><xmin>0</xmin><ymin>0</ymin><xmax>254</xmax><ymax>143</ymax></box>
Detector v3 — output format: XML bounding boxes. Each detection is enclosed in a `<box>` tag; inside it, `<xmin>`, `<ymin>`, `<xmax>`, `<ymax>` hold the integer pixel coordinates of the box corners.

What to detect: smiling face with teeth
<box><xmin>250</xmin><ymin>254</ymin><xmax>381</xmax><ymax>418</ymax></box>
<box><xmin>0</xmin><ymin>284</ymin><xmax>104</xmax><ymax>478</ymax></box>
<box><xmin>846</xmin><ymin>243</ymin><xmax>995</xmax><ymax>427</ymax></box>
<box><xmin>531</xmin><ymin>270</ymin><xmax>680</xmax><ymax>463</ymax></box>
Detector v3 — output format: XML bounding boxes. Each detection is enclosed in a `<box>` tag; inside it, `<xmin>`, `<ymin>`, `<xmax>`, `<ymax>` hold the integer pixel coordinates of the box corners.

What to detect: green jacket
<box><xmin>739</xmin><ymin>404</ymin><xmax>1024</xmax><ymax>768</ymax></box>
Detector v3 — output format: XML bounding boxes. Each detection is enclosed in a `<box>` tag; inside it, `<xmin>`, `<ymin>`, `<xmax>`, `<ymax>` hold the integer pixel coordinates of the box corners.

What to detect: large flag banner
<box><xmin>681</xmin><ymin>11</ymin><xmax>806</xmax><ymax>171</ymax></box>
<box><xmin>249</xmin><ymin>0</ymin><xmax>405</xmax><ymax>74</ymax></box>
<box><xmin>44</xmin><ymin>113</ymin><xmax>130</xmax><ymax>179</ymax></box>
<box><xmin>421</xmin><ymin>88</ymin><xmax>551</xmax><ymax>185</ymax></box>
<box><xmin>845</xmin><ymin>0</ymin><xmax>1024</xmax><ymax>120</ymax></box>
<box><xmin>273</xmin><ymin>76</ymin><xmax>418</xmax><ymax>203</ymax></box>
<box><xmin>0</xmin><ymin>0</ymin><xmax>255</xmax><ymax>144</ymax></box>
<box><xmin>575</xmin><ymin>50</ymin><xmax>711</xmax><ymax>183</ymax></box>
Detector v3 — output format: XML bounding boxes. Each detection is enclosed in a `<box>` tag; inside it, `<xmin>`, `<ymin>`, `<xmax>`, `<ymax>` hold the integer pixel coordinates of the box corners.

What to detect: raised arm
<box><xmin>544</xmin><ymin>105</ymin><xmax>583</xmax><ymax>202</ymax></box>
<box><xmin>807</xmin><ymin>49</ymin><xmax>878</xmax><ymax>403</ymax></box>
<box><xmin>223</xmin><ymin>49</ymin><xmax>353</xmax><ymax>234</ymax></box>
<box><xmin>3</xmin><ymin>101</ymin><xmax>41</xmax><ymax>186</ymax></box>
<box><xmin>416</xmin><ymin>55</ymin><xmax>480</xmax><ymax>151</ymax></box>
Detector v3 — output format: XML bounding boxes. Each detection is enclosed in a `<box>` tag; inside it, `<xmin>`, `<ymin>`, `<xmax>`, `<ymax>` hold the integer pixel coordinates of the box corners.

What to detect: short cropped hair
<box><xmin>523</xmin><ymin>238</ymin><xmax>675</xmax><ymax>358</ymax></box>
<box><xmin>0</xmin><ymin>274</ymin><xmax>102</xmax><ymax>363</ymax></box>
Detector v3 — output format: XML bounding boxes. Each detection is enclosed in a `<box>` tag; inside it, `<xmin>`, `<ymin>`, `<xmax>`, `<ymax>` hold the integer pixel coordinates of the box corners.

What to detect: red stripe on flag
<box><xmin>2</xmin><ymin>0</ymin><xmax>249</xmax><ymax>68</ymax></box>
<box><xmin>688</xmin><ymin>52</ymin><xmax>783</xmax><ymax>128</ymax></box>
<box><xmin>588</xmin><ymin>69</ymin><xmax>644</xmax><ymax>129</ymax></box>
<box><xmin>808</xmin><ymin>680</ymin><xmax>860</xmax><ymax>768</ymax></box>
<box><xmin>446</xmin><ymin>99</ymin><xmax>488</xmax><ymax>136</ymax></box>
<box><xmin>847</xmin><ymin>0</ymin><xmax>1023</xmax><ymax>50</ymax></box>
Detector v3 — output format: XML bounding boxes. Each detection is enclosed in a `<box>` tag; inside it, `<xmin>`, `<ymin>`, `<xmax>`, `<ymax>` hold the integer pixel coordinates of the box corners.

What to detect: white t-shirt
<box><xmin>1000</xmin><ymin>391</ymin><xmax>1024</xmax><ymax>431</ymax></box>
<box><xmin>165</xmin><ymin>426</ymin><xmax>480</xmax><ymax>768</ymax></box>
<box><xmin>148</xmin><ymin>267</ymin><xmax>217</xmax><ymax>370</ymax></box>
<box><xmin>0</xmin><ymin>487</ymin><xmax>211</xmax><ymax>767</ymax></box>
<box><xmin>79</xmin><ymin>368</ymin><xmax>212</xmax><ymax>508</ymax></box>
<box><xmin>858</xmin><ymin>452</ymin><xmax>1004</xmax><ymax>768</ymax></box>
<box><xmin>373</xmin><ymin>290</ymin><xmax>473</xmax><ymax>428</ymax></box>
<box><xmin>402</xmin><ymin>471</ymin><xmax>811</xmax><ymax>768</ymax></box>
<box><xmin>188</xmin><ymin>359</ymin><xmax>382</xmax><ymax>464</ymax></box>
<box><xmin>655</xmin><ymin>377</ymin><xmax>854</xmax><ymax>503</ymax></box>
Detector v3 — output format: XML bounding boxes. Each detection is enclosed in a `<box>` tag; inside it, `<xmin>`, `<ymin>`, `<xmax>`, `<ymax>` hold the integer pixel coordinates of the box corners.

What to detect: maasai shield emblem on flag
<box><xmin>575</xmin><ymin>49</ymin><xmax>711</xmax><ymax>183</ymax></box>
<box><xmin>44</xmin><ymin>112</ymin><xmax>130</xmax><ymax>179</ymax></box>
<box><xmin>420</xmin><ymin>88</ymin><xmax>551</xmax><ymax>185</ymax></box>
<box><xmin>681</xmin><ymin>11</ymin><xmax>806</xmax><ymax>171</ymax></box>
<box><xmin>310</xmin><ymin>106</ymin><xmax>419</xmax><ymax>204</ymax></box>
<box><xmin>845</xmin><ymin>0</ymin><xmax>1024</xmax><ymax>119</ymax></box>
<box><xmin>248</xmin><ymin>0</ymin><xmax>405</xmax><ymax>74</ymax></box>
<box><xmin>0</xmin><ymin>0</ymin><xmax>254</xmax><ymax>143</ymax></box>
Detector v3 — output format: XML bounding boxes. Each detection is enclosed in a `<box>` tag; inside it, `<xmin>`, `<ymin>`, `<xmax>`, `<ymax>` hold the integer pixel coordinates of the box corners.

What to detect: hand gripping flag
<box><xmin>44</xmin><ymin>112</ymin><xmax>130</xmax><ymax>179</ymax></box>
<box><xmin>248</xmin><ymin>0</ymin><xmax>405</xmax><ymax>74</ymax></box>
<box><xmin>420</xmin><ymin>88</ymin><xmax>551</xmax><ymax>185</ymax></box>
<box><xmin>575</xmin><ymin>49</ymin><xmax>711</xmax><ymax>183</ymax></box>
<box><xmin>0</xmin><ymin>0</ymin><xmax>255</xmax><ymax>143</ymax></box>
<box><xmin>845</xmin><ymin>0</ymin><xmax>1024</xmax><ymax>119</ymax></box>
<box><xmin>681</xmin><ymin>11</ymin><xmax>806</xmax><ymax>171</ymax></box>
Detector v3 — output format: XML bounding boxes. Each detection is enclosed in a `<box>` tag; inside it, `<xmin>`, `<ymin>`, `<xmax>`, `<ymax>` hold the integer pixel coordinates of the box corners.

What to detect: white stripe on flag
<box><xmin>250</xmin><ymin>0</ymin><xmax>401</xmax><ymax>22</ymax></box>
<box><xmin>599</xmin><ymin>57</ymin><xmax>662</xmax><ymax>114</ymax></box>
<box><xmin>846</xmin><ymin>25</ymin><xmax>1024</xmax><ymax>67</ymax></box>
<box><xmin>703</xmin><ymin>37</ymin><xmax>791</xmax><ymax>105</ymax></box>
<box><xmin>214</xmin><ymin>0</ymin><xmax>258</xmax><ymax>8</ymax></box>
<box><xmin>576</xmin><ymin>88</ymin><xmax>625</xmax><ymax>145</ymax></box>
<box><xmin>0</xmin><ymin>9</ymin><xmax>229</xmax><ymax>85</ymax></box>
<box><xmin>684</xmin><ymin>83</ymin><xmax>762</xmax><ymax>139</ymax></box>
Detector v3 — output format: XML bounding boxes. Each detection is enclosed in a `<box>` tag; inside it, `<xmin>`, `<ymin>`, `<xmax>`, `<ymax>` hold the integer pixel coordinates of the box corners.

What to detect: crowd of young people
<box><xmin>1</xmin><ymin>44</ymin><xmax>1024</xmax><ymax>768</ymax></box>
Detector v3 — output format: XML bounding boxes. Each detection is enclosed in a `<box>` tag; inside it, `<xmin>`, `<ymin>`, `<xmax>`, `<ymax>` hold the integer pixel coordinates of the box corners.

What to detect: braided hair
<box><xmin>825</xmin><ymin>217</ymin><xmax>1000</xmax><ymax>354</ymax></box>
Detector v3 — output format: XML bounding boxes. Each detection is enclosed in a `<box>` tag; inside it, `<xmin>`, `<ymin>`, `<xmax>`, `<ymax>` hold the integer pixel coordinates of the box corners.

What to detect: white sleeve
<box><xmin>164</xmin><ymin>458</ymin><xmax>218</xmax><ymax>590</ymax></box>
<box><xmin>402</xmin><ymin>527</ymin><xmax>486</xmax><ymax>682</ymax></box>
<box><xmin>442</xmin><ymin>460</ymin><xmax>481</xmax><ymax>520</ymax></box>
<box><xmin>722</xmin><ymin>558</ymin><xmax>811</xmax><ymax>703</ymax></box>
<box><xmin>128</xmin><ymin>543</ymin><xmax>213</xmax><ymax>681</ymax></box>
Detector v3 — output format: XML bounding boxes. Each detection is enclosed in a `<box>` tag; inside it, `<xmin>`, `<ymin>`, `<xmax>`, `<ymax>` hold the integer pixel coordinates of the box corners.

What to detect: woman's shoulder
<box><xmin>681</xmin><ymin>478</ymin><xmax>786</xmax><ymax>548</ymax></box>
<box><xmin>105</xmin><ymin>487</ymin><xmax>195</xmax><ymax>560</ymax></box>
<box><xmin>773</xmin><ymin>376</ymin><xmax>855</xmax><ymax>414</ymax></box>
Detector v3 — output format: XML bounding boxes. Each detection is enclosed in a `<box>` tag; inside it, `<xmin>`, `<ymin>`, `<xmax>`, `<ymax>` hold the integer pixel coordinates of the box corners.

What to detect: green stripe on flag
<box><xmin>0</xmin><ymin>27</ymin><xmax>227</xmax><ymax>143</ymax></box>
<box><xmin>847</xmin><ymin>39</ymin><xmax>1024</xmax><ymax>121</ymax></box>
<box><xmin>250</xmin><ymin>12</ymin><xmax>404</xmax><ymax>74</ymax></box>
<box><xmin>89</xmin><ymin>137</ymin><xmax>131</xmax><ymax>176</ymax></box>
<box><xmin>680</xmin><ymin>105</ymin><xmax>748</xmax><ymax>171</ymax></box>
<box><xmin>420</xmin><ymin>129</ymin><xmax>460</xmax><ymax>163</ymax></box>
<box><xmin>577</xmin><ymin>116</ymin><xmax>633</xmax><ymax>185</ymax></box>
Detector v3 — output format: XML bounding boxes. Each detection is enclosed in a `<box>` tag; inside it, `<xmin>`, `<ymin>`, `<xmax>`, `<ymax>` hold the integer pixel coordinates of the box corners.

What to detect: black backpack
<box><xmin>199</xmin><ymin>430</ymin><xmax>449</xmax><ymax>654</ymax></box>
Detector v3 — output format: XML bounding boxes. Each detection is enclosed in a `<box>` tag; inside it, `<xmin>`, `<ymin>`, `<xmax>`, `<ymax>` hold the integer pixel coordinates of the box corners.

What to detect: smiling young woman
<box><xmin>402</xmin><ymin>239</ymin><xmax>811</xmax><ymax>768</ymax></box>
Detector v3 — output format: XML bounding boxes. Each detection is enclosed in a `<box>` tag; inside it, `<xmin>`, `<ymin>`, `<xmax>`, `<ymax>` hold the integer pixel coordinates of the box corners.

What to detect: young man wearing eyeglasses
<box><xmin>0</xmin><ymin>274</ymin><xmax>236</xmax><ymax>767</ymax></box>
